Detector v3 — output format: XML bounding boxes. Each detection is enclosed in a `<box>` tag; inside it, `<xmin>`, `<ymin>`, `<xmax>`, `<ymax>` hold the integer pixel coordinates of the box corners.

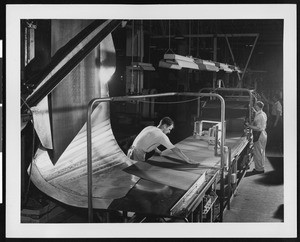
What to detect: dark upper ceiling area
<box><xmin>147</xmin><ymin>19</ymin><xmax>283</xmax><ymax>44</ymax></box>
<box><xmin>118</xmin><ymin>19</ymin><xmax>283</xmax><ymax>71</ymax></box>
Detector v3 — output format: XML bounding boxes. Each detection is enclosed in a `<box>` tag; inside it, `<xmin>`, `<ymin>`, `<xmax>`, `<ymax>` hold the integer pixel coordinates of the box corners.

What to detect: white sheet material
<box><xmin>28</xmin><ymin>32</ymin><xmax>138</xmax><ymax>208</ymax></box>
<box><xmin>31</xmin><ymin>97</ymin><xmax>53</xmax><ymax>149</ymax></box>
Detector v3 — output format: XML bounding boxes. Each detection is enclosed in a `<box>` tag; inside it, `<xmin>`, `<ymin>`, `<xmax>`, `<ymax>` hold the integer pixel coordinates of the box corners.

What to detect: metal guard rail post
<box><xmin>87</xmin><ymin>92</ymin><xmax>225</xmax><ymax>223</ymax></box>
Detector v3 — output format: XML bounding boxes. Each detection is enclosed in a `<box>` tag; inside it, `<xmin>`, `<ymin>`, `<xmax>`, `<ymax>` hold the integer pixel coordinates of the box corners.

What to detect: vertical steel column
<box><xmin>241</xmin><ymin>34</ymin><xmax>259</xmax><ymax>82</ymax></box>
<box><xmin>227</xmin><ymin>147</ymin><xmax>232</xmax><ymax>210</ymax></box>
<box><xmin>224</xmin><ymin>36</ymin><xmax>241</xmax><ymax>81</ymax></box>
<box><xmin>214</xmin><ymin>125</ymin><xmax>219</xmax><ymax>156</ymax></box>
<box><xmin>213</xmin><ymin>37</ymin><xmax>217</xmax><ymax>89</ymax></box>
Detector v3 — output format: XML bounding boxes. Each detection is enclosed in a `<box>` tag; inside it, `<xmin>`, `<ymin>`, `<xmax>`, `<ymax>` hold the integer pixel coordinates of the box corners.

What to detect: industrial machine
<box><xmin>20</xmin><ymin>19</ymin><xmax>257</xmax><ymax>223</ymax></box>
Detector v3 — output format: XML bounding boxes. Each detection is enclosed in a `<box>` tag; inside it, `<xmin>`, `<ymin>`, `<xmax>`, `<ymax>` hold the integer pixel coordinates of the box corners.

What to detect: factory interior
<box><xmin>19</xmin><ymin>18</ymin><xmax>285</xmax><ymax>225</ymax></box>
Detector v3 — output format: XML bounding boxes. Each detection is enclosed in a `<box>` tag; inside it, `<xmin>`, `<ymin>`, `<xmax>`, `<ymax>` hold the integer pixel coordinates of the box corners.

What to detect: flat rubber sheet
<box><xmin>124</xmin><ymin>161</ymin><xmax>203</xmax><ymax>191</ymax></box>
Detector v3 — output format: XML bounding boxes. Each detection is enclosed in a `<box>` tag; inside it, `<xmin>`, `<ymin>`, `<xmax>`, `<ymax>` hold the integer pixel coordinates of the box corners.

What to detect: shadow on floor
<box><xmin>256</xmin><ymin>156</ymin><xmax>283</xmax><ymax>185</ymax></box>
<box><xmin>273</xmin><ymin>204</ymin><xmax>284</xmax><ymax>222</ymax></box>
<box><xmin>244</xmin><ymin>156</ymin><xmax>283</xmax><ymax>185</ymax></box>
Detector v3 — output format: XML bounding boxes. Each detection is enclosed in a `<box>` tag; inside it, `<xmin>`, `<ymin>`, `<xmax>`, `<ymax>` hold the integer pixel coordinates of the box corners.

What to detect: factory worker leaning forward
<box><xmin>127</xmin><ymin>117</ymin><xmax>199</xmax><ymax>164</ymax></box>
<box><xmin>246</xmin><ymin>101</ymin><xmax>267</xmax><ymax>174</ymax></box>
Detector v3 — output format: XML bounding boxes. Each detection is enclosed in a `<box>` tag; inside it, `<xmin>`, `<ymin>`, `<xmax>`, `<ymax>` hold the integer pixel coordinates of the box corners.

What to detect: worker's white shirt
<box><xmin>271</xmin><ymin>100</ymin><xmax>282</xmax><ymax>116</ymax></box>
<box><xmin>132</xmin><ymin>126</ymin><xmax>175</xmax><ymax>152</ymax></box>
<box><xmin>254</xmin><ymin>110</ymin><xmax>267</xmax><ymax>131</ymax></box>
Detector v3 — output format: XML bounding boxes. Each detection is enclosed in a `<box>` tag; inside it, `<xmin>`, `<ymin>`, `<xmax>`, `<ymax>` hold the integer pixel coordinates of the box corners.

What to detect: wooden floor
<box><xmin>223</xmin><ymin>144</ymin><xmax>284</xmax><ymax>222</ymax></box>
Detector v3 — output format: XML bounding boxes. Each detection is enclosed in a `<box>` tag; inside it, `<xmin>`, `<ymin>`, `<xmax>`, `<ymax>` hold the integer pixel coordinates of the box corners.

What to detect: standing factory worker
<box><xmin>127</xmin><ymin>117</ymin><xmax>198</xmax><ymax>164</ymax></box>
<box><xmin>246</xmin><ymin>101</ymin><xmax>268</xmax><ymax>174</ymax></box>
<box><xmin>271</xmin><ymin>94</ymin><xmax>283</xmax><ymax>128</ymax></box>
<box><xmin>270</xmin><ymin>94</ymin><xmax>283</xmax><ymax>151</ymax></box>
<box><xmin>261</xmin><ymin>92</ymin><xmax>283</xmax><ymax>150</ymax></box>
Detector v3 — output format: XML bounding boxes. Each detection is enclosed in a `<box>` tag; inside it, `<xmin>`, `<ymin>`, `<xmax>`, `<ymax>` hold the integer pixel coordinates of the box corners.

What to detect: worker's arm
<box><xmin>171</xmin><ymin>147</ymin><xmax>199</xmax><ymax>164</ymax></box>
<box><xmin>274</xmin><ymin>110</ymin><xmax>280</xmax><ymax>127</ymax></box>
<box><xmin>246</xmin><ymin>120</ymin><xmax>263</xmax><ymax>132</ymax></box>
<box><xmin>247</xmin><ymin>124</ymin><xmax>262</xmax><ymax>131</ymax></box>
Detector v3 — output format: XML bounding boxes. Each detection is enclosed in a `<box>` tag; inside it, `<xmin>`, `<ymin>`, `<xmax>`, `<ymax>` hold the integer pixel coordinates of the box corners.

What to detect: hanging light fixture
<box><xmin>194</xmin><ymin>58</ymin><xmax>219</xmax><ymax>72</ymax></box>
<box><xmin>130</xmin><ymin>61</ymin><xmax>155</xmax><ymax>71</ymax></box>
<box><xmin>159</xmin><ymin>20</ymin><xmax>181</xmax><ymax>70</ymax></box>
<box><xmin>129</xmin><ymin>20</ymin><xmax>155</xmax><ymax>71</ymax></box>
<box><xmin>159</xmin><ymin>20</ymin><xmax>197</xmax><ymax>70</ymax></box>
<box><xmin>163</xmin><ymin>53</ymin><xmax>199</xmax><ymax>70</ymax></box>
<box><xmin>158</xmin><ymin>20</ymin><xmax>241</xmax><ymax>73</ymax></box>
<box><xmin>158</xmin><ymin>59</ymin><xmax>182</xmax><ymax>70</ymax></box>
<box><xmin>218</xmin><ymin>63</ymin><xmax>233</xmax><ymax>73</ymax></box>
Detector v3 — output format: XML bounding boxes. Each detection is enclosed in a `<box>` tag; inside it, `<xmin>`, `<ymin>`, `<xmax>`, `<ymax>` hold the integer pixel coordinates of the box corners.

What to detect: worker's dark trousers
<box><xmin>268</xmin><ymin>116</ymin><xmax>283</xmax><ymax>150</ymax></box>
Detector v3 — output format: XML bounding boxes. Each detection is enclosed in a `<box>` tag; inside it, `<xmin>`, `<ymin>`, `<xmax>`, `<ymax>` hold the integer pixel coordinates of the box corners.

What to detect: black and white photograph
<box><xmin>0</xmin><ymin>39</ymin><xmax>2</xmax><ymax>204</ymax></box>
<box><xmin>4</xmin><ymin>4</ymin><xmax>297</xmax><ymax>239</ymax></box>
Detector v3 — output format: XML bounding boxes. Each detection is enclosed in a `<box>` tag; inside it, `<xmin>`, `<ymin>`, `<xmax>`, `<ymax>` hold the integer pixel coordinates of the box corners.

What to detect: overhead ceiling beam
<box><xmin>151</xmin><ymin>33</ymin><xmax>260</xmax><ymax>39</ymax></box>
<box><xmin>24</xmin><ymin>20</ymin><xmax>123</xmax><ymax>109</ymax></box>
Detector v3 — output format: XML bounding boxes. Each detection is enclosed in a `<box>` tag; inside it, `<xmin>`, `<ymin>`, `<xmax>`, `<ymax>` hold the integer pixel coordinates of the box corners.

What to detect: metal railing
<box><xmin>199</xmin><ymin>87</ymin><xmax>256</xmax><ymax>121</ymax></box>
<box><xmin>86</xmin><ymin>92</ymin><xmax>225</xmax><ymax>222</ymax></box>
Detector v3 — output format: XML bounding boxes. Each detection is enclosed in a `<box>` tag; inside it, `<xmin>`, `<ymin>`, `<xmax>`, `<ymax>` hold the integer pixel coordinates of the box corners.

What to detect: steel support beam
<box><xmin>24</xmin><ymin>20</ymin><xmax>123</xmax><ymax>110</ymax></box>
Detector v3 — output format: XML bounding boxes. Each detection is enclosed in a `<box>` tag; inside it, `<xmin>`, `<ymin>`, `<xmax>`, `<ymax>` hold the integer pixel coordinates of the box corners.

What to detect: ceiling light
<box><xmin>159</xmin><ymin>60</ymin><xmax>182</xmax><ymax>70</ymax></box>
<box><xmin>130</xmin><ymin>62</ymin><xmax>155</xmax><ymax>71</ymax></box>
<box><xmin>164</xmin><ymin>54</ymin><xmax>199</xmax><ymax>70</ymax></box>
<box><xmin>218</xmin><ymin>63</ymin><xmax>233</xmax><ymax>73</ymax></box>
<box><xmin>194</xmin><ymin>59</ymin><xmax>219</xmax><ymax>72</ymax></box>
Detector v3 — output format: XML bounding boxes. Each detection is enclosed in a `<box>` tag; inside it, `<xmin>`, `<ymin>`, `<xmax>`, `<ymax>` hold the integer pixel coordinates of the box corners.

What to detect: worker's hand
<box><xmin>156</xmin><ymin>151</ymin><xmax>162</xmax><ymax>156</ymax></box>
<box><xmin>186</xmin><ymin>159</ymin><xmax>199</xmax><ymax>165</ymax></box>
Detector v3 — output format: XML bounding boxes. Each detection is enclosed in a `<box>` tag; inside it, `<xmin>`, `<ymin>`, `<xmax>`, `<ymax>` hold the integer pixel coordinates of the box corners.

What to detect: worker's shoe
<box><xmin>252</xmin><ymin>169</ymin><xmax>265</xmax><ymax>174</ymax></box>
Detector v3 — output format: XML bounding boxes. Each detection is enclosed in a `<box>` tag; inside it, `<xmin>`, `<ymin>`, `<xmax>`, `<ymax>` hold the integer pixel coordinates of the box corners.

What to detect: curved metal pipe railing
<box><xmin>87</xmin><ymin>92</ymin><xmax>225</xmax><ymax>222</ymax></box>
<box><xmin>199</xmin><ymin>87</ymin><xmax>256</xmax><ymax>121</ymax></box>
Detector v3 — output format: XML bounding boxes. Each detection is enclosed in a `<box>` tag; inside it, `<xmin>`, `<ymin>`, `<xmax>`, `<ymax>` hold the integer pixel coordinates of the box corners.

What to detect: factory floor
<box><xmin>223</xmin><ymin>144</ymin><xmax>284</xmax><ymax>222</ymax></box>
<box><xmin>32</xmin><ymin>143</ymin><xmax>283</xmax><ymax>223</ymax></box>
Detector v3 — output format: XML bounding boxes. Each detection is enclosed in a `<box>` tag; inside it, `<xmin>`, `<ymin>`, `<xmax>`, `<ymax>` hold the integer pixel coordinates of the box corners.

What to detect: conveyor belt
<box><xmin>108</xmin><ymin>133</ymin><xmax>248</xmax><ymax>218</ymax></box>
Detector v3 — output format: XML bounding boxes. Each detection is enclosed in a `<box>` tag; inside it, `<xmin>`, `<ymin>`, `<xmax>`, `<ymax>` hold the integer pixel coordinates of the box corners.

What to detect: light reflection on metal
<box><xmin>129</xmin><ymin>62</ymin><xmax>155</xmax><ymax>71</ymax></box>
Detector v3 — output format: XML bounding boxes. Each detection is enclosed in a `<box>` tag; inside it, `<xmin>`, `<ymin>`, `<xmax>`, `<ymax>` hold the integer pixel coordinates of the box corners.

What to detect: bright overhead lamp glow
<box><xmin>219</xmin><ymin>63</ymin><xmax>233</xmax><ymax>73</ymax></box>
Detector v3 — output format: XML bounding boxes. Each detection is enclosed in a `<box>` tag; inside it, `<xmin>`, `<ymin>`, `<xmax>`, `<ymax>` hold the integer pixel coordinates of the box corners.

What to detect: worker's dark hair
<box><xmin>256</xmin><ymin>101</ymin><xmax>264</xmax><ymax>109</ymax></box>
<box><xmin>273</xmin><ymin>93</ymin><xmax>281</xmax><ymax>100</ymax></box>
<box><xmin>160</xmin><ymin>117</ymin><xmax>174</xmax><ymax>127</ymax></box>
